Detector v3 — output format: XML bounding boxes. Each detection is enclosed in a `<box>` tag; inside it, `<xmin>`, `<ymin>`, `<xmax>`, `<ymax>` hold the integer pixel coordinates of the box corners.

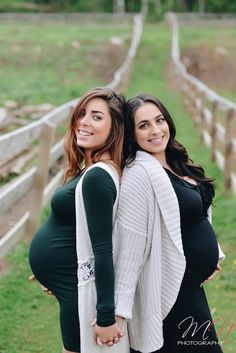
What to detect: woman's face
<box><xmin>134</xmin><ymin>102</ymin><xmax>170</xmax><ymax>161</ymax></box>
<box><xmin>75</xmin><ymin>98</ymin><xmax>112</xmax><ymax>153</ymax></box>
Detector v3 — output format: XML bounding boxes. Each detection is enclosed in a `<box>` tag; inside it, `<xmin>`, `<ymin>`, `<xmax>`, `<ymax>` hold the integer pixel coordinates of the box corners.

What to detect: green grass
<box><xmin>0</xmin><ymin>20</ymin><xmax>236</xmax><ymax>353</ymax></box>
<box><xmin>0</xmin><ymin>21</ymin><xmax>131</xmax><ymax>106</ymax></box>
<box><xmin>0</xmin><ymin>247</ymin><xmax>61</xmax><ymax>353</ymax></box>
<box><xmin>0</xmin><ymin>206</ymin><xmax>61</xmax><ymax>353</ymax></box>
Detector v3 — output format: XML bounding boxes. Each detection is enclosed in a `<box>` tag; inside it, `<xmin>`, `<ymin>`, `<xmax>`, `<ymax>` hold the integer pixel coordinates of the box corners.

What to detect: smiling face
<box><xmin>134</xmin><ymin>102</ymin><xmax>170</xmax><ymax>163</ymax></box>
<box><xmin>75</xmin><ymin>97</ymin><xmax>112</xmax><ymax>154</ymax></box>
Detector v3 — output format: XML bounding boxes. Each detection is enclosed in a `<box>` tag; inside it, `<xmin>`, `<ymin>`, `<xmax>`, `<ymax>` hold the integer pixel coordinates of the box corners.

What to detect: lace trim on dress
<box><xmin>78</xmin><ymin>257</ymin><xmax>95</xmax><ymax>285</ymax></box>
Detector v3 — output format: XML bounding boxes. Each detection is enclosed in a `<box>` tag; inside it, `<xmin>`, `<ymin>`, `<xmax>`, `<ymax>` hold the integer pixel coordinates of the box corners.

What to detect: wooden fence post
<box><xmin>184</xmin><ymin>80</ymin><xmax>196</xmax><ymax>121</ymax></box>
<box><xmin>25</xmin><ymin>121</ymin><xmax>55</xmax><ymax>241</ymax></box>
<box><xmin>193</xmin><ymin>86</ymin><xmax>199</xmax><ymax>128</ymax></box>
<box><xmin>180</xmin><ymin>74</ymin><xmax>185</xmax><ymax>104</ymax></box>
<box><xmin>210</xmin><ymin>100</ymin><xmax>217</xmax><ymax>162</ymax></box>
<box><xmin>185</xmin><ymin>80</ymin><xmax>192</xmax><ymax>114</ymax></box>
<box><xmin>223</xmin><ymin>108</ymin><xmax>235</xmax><ymax>196</ymax></box>
<box><xmin>190</xmin><ymin>82</ymin><xmax>197</xmax><ymax>120</ymax></box>
<box><xmin>199</xmin><ymin>92</ymin><xmax>205</xmax><ymax>142</ymax></box>
<box><xmin>192</xmin><ymin>85</ymin><xmax>200</xmax><ymax>128</ymax></box>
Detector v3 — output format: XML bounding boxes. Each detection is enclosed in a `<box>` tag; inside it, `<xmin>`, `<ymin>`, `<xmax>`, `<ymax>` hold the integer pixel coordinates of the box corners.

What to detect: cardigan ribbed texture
<box><xmin>113</xmin><ymin>151</ymin><xmax>187</xmax><ymax>353</ymax></box>
<box><xmin>114</xmin><ymin>151</ymin><xmax>225</xmax><ymax>353</ymax></box>
<box><xmin>75</xmin><ymin>162</ymin><xmax>129</xmax><ymax>353</ymax></box>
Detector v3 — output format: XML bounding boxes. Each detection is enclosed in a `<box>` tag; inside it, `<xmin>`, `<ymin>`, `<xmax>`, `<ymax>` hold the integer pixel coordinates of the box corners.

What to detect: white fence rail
<box><xmin>166</xmin><ymin>12</ymin><xmax>236</xmax><ymax>195</ymax></box>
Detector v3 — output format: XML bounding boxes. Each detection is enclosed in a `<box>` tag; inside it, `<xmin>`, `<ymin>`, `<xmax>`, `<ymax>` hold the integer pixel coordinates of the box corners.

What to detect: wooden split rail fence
<box><xmin>166</xmin><ymin>12</ymin><xmax>236</xmax><ymax>196</ymax></box>
<box><xmin>0</xmin><ymin>14</ymin><xmax>143</xmax><ymax>259</ymax></box>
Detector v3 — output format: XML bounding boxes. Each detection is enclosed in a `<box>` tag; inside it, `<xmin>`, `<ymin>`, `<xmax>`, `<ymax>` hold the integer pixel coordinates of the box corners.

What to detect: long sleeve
<box><xmin>82</xmin><ymin>167</ymin><xmax>117</xmax><ymax>327</ymax></box>
<box><xmin>114</xmin><ymin>164</ymin><xmax>151</xmax><ymax>320</ymax></box>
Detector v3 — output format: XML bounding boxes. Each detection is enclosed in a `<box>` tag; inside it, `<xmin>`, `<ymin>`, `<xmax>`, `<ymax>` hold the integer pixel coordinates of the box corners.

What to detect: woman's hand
<box><xmin>92</xmin><ymin>318</ymin><xmax>124</xmax><ymax>346</ymax></box>
<box><xmin>201</xmin><ymin>264</ymin><xmax>222</xmax><ymax>287</ymax></box>
<box><xmin>40</xmin><ymin>285</ymin><xmax>54</xmax><ymax>296</ymax></box>
<box><xmin>116</xmin><ymin>315</ymin><xmax>125</xmax><ymax>330</ymax></box>
<box><xmin>29</xmin><ymin>274</ymin><xmax>54</xmax><ymax>296</ymax></box>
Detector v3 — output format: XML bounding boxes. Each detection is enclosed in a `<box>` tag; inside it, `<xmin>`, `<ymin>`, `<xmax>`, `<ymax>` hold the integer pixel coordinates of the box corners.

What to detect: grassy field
<box><xmin>0</xmin><ymin>20</ymin><xmax>131</xmax><ymax>106</ymax></box>
<box><xmin>0</xmin><ymin>20</ymin><xmax>236</xmax><ymax>353</ymax></box>
<box><xmin>179</xmin><ymin>24</ymin><xmax>236</xmax><ymax>102</ymax></box>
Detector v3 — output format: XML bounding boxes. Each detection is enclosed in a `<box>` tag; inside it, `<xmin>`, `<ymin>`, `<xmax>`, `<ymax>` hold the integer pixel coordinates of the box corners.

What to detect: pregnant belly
<box><xmin>29</xmin><ymin>220</ymin><xmax>78</xmax><ymax>292</ymax></box>
<box><xmin>182</xmin><ymin>219</ymin><xmax>219</xmax><ymax>282</ymax></box>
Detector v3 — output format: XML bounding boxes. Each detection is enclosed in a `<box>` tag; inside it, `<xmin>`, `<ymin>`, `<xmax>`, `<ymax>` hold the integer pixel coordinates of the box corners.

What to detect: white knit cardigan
<box><xmin>75</xmin><ymin>162</ymin><xmax>129</xmax><ymax>353</ymax></box>
<box><xmin>113</xmin><ymin>151</ymin><xmax>224</xmax><ymax>353</ymax></box>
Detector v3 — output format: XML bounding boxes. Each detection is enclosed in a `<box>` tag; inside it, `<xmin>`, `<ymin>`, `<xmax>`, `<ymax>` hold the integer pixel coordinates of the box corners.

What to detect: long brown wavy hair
<box><xmin>63</xmin><ymin>87</ymin><xmax>125</xmax><ymax>183</ymax></box>
<box><xmin>124</xmin><ymin>93</ymin><xmax>215</xmax><ymax>194</ymax></box>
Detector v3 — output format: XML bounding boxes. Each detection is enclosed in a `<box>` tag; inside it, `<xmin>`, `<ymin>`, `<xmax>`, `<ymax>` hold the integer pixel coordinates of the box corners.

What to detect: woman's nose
<box><xmin>151</xmin><ymin>124</ymin><xmax>161</xmax><ymax>134</ymax></box>
<box><xmin>79</xmin><ymin>114</ymin><xmax>90</xmax><ymax>126</ymax></box>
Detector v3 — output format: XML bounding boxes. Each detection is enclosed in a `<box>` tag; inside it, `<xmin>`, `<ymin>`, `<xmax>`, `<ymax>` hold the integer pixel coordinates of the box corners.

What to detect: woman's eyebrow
<box><xmin>91</xmin><ymin>110</ymin><xmax>104</xmax><ymax>115</ymax></box>
<box><xmin>137</xmin><ymin>114</ymin><xmax>163</xmax><ymax>125</ymax></box>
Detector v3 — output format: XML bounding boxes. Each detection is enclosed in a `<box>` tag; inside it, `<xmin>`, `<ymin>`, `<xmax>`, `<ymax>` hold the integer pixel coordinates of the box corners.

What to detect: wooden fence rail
<box><xmin>0</xmin><ymin>101</ymin><xmax>75</xmax><ymax>168</ymax></box>
<box><xmin>0</xmin><ymin>14</ymin><xmax>143</xmax><ymax>259</ymax></box>
<box><xmin>0</xmin><ymin>12</ymin><xmax>134</xmax><ymax>24</ymax></box>
<box><xmin>166</xmin><ymin>12</ymin><xmax>236</xmax><ymax>196</ymax></box>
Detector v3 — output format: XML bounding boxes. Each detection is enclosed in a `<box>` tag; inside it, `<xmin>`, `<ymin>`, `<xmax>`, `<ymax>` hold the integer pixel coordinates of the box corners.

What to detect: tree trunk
<box><xmin>129</xmin><ymin>0</ymin><xmax>135</xmax><ymax>12</ymax></box>
<box><xmin>180</xmin><ymin>0</ymin><xmax>187</xmax><ymax>12</ymax></box>
<box><xmin>167</xmin><ymin>0</ymin><xmax>175</xmax><ymax>11</ymax></box>
<box><xmin>155</xmin><ymin>0</ymin><xmax>161</xmax><ymax>14</ymax></box>
<box><xmin>114</xmin><ymin>0</ymin><xmax>125</xmax><ymax>13</ymax></box>
<box><xmin>199</xmin><ymin>0</ymin><xmax>205</xmax><ymax>13</ymax></box>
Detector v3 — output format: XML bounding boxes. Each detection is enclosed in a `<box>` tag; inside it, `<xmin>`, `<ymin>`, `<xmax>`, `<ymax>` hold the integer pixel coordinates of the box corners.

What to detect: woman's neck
<box><xmin>84</xmin><ymin>151</ymin><xmax>111</xmax><ymax>168</ymax></box>
<box><xmin>152</xmin><ymin>153</ymin><xmax>169</xmax><ymax>169</ymax></box>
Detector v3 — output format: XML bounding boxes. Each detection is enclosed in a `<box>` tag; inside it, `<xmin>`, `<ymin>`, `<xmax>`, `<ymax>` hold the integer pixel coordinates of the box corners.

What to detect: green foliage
<box><xmin>124</xmin><ymin>0</ymin><xmax>142</xmax><ymax>12</ymax></box>
<box><xmin>61</xmin><ymin>0</ymin><xmax>114</xmax><ymax>13</ymax></box>
<box><xmin>1</xmin><ymin>0</ymin><xmax>236</xmax><ymax>13</ymax></box>
<box><xmin>149</xmin><ymin>0</ymin><xmax>236</xmax><ymax>15</ymax></box>
<box><xmin>205</xmin><ymin>0</ymin><xmax>236</xmax><ymax>13</ymax></box>
<box><xmin>0</xmin><ymin>0</ymin><xmax>142</xmax><ymax>13</ymax></box>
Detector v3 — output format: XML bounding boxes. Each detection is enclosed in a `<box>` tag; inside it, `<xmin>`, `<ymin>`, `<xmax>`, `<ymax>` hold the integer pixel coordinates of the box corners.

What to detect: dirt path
<box><xmin>181</xmin><ymin>44</ymin><xmax>236</xmax><ymax>93</ymax></box>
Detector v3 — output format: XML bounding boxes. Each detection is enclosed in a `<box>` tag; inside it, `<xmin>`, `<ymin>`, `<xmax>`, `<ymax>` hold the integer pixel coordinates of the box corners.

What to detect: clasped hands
<box><xmin>92</xmin><ymin>316</ymin><xmax>125</xmax><ymax>347</ymax></box>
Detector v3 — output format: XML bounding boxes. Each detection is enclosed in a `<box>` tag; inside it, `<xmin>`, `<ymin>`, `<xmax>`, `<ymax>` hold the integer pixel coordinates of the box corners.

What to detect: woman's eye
<box><xmin>157</xmin><ymin>118</ymin><xmax>165</xmax><ymax>124</ymax></box>
<box><xmin>139</xmin><ymin>123</ymin><xmax>148</xmax><ymax>129</ymax></box>
<box><xmin>93</xmin><ymin>115</ymin><xmax>102</xmax><ymax>120</ymax></box>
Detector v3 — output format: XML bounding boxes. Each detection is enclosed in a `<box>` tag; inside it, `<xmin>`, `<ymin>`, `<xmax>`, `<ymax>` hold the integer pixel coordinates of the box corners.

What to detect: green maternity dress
<box><xmin>29</xmin><ymin>167</ymin><xmax>116</xmax><ymax>352</ymax></box>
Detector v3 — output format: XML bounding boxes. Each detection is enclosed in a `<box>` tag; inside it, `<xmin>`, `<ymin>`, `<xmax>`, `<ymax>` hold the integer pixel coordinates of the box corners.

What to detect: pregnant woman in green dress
<box><xmin>29</xmin><ymin>87</ymin><xmax>126</xmax><ymax>353</ymax></box>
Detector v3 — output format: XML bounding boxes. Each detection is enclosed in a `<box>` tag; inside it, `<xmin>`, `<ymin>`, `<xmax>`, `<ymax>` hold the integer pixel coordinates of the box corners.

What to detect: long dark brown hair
<box><xmin>63</xmin><ymin>87</ymin><xmax>125</xmax><ymax>183</ymax></box>
<box><xmin>124</xmin><ymin>93</ymin><xmax>215</xmax><ymax>193</ymax></box>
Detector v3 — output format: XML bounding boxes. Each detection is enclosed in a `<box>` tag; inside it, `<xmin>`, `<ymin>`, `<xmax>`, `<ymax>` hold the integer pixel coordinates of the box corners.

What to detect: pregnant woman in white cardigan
<box><xmin>113</xmin><ymin>94</ymin><xmax>225</xmax><ymax>353</ymax></box>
